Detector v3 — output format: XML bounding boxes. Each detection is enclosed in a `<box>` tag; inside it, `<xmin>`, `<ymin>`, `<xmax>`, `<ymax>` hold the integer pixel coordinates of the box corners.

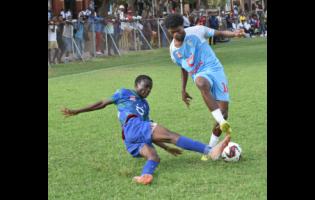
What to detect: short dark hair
<box><xmin>135</xmin><ymin>75</ymin><xmax>152</xmax><ymax>86</ymax></box>
<box><xmin>164</xmin><ymin>14</ymin><xmax>184</xmax><ymax>29</ymax></box>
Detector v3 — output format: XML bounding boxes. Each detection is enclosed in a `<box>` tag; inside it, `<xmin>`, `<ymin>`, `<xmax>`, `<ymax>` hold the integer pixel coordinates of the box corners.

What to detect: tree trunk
<box><xmin>202</xmin><ymin>0</ymin><xmax>209</xmax><ymax>9</ymax></box>
<box><xmin>128</xmin><ymin>0</ymin><xmax>136</xmax><ymax>12</ymax></box>
<box><xmin>98</xmin><ymin>0</ymin><xmax>110</xmax><ymax>17</ymax></box>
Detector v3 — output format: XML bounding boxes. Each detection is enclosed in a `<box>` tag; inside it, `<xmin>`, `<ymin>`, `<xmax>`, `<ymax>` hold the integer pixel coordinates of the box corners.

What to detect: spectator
<box><xmin>48</xmin><ymin>10</ymin><xmax>52</xmax><ymax>21</ymax></box>
<box><xmin>226</xmin><ymin>12</ymin><xmax>233</xmax><ymax>31</ymax></box>
<box><xmin>188</xmin><ymin>15</ymin><xmax>195</xmax><ymax>27</ymax></box>
<box><xmin>208</xmin><ymin>14</ymin><xmax>219</xmax><ymax>45</ymax></box>
<box><xmin>83</xmin><ymin>15</ymin><xmax>92</xmax><ymax>56</ymax></box>
<box><xmin>256</xmin><ymin>2</ymin><xmax>264</xmax><ymax>18</ymax></box>
<box><xmin>65</xmin><ymin>9</ymin><xmax>72</xmax><ymax>19</ymax></box>
<box><xmin>183</xmin><ymin>12</ymin><xmax>190</xmax><ymax>28</ymax></box>
<box><xmin>127</xmin><ymin>9</ymin><xmax>136</xmax><ymax>50</ymax></box>
<box><xmin>150</xmin><ymin>15</ymin><xmax>159</xmax><ymax>48</ymax></box>
<box><xmin>85</xmin><ymin>8</ymin><xmax>92</xmax><ymax>17</ymax></box>
<box><xmin>239</xmin><ymin>12</ymin><xmax>246</xmax><ymax>23</ymax></box>
<box><xmin>88</xmin><ymin>0</ymin><xmax>95</xmax><ymax>12</ymax></box>
<box><xmin>60</xmin><ymin>8</ymin><xmax>66</xmax><ymax>20</ymax></box>
<box><xmin>56</xmin><ymin>15</ymin><xmax>65</xmax><ymax>63</ymax></box>
<box><xmin>73</xmin><ymin>15</ymin><xmax>85</xmax><ymax>60</ymax></box>
<box><xmin>78</xmin><ymin>10</ymin><xmax>86</xmax><ymax>18</ymax></box>
<box><xmin>141</xmin><ymin>14</ymin><xmax>152</xmax><ymax>50</ymax></box>
<box><xmin>237</xmin><ymin>19</ymin><xmax>252</xmax><ymax>37</ymax></box>
<box><xmin>48</xmin><ymin>19</ymin><xmax>59</xmax><ymax>64</ymax></box>
<box><xmin>62</xmin><ymin>17</ymin><xmax>74</xmax><ymax>62</ymax></box>
<box><xmin>195</xmin><ymin>16</ymin><xmax>206</xmax><ymax>26</ymax></box>
<box><xmin>113</xmin><ymin>15</ymin><xmax>122</xmax><ymax>52</ymax></box>
<box><xmin>104</xmin><ymin>16</ymin><xmax>117</xmax><ymax>56</ymax></box>
<box><xmin>249</xmin><ymin>14</ymin><xmax>260</xmax><ymax>36</ymax></box>
<box><xmin>117</xmin><ymin>5</ymin><xmax>125</xmax><ymax>20</ymax></box>
<box><xmin>93</xmin><ymin>12</ymin><xmax>104</xmax><ymax>55</ymax></box>
<box><xmin>259</xmin><ymin>10</ymin><xmax>266</xmax><ymax>37</ymax></box>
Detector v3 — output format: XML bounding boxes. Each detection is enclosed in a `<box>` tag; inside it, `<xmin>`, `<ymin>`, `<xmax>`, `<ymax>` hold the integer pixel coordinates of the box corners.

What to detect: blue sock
<box><xmin>141</xmin><ymin>160</ymin><xmax>159</xmax><ymax>175</ymax></box>
<box><xmin>176</xmin><ymin>136</ymin><xmax>211</xmax><ymax>154</ymax></box>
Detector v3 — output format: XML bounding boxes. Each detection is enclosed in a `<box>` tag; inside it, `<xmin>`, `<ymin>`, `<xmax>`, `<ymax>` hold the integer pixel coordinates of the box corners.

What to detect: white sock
<box><xmin>211</xmin><ymin>108</ymin><xmax>225</xmax><ymax>124</ymax></box>
<box><xmin>209</xmin><ymin>133</ymin><xmax>219</xmax><ymax>148</ymax></box>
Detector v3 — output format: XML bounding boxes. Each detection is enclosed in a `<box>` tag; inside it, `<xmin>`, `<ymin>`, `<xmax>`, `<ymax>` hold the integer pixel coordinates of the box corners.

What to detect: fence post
<box><xmin>157</xmin><ymin>18</ymin><xmax>161</xmax><ymax>48</ymax></box>
<box><xmin>134</xmin><ymin>24</ymin><xmax>137</xmax><ymax>51</ymax></box>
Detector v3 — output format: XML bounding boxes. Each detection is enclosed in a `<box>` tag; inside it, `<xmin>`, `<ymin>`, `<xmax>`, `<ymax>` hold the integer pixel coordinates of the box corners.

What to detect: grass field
<box><xmin>48</xmin><ymin>38</ymin><xmax>267</xmax><ymax>200</ymax></box>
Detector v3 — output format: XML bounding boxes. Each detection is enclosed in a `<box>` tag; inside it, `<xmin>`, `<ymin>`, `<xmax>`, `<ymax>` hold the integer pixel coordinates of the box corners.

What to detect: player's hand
<box><xmin>166</xmin><ymin>147</ymin><xmax>182</xmax><ymax>156</ymax></box>
<box><xmin>220</xmin><ymin>120</ymin><xmax>232</xmax><ymax>134</ymax></box>
<box><xmin>61</xmin><ymin>108</ymin><xmax>78</xmax><ymax>117</ymax></box>
<box><xmin>234</xmin><ymin>29</ymin><xmax>246</xmax><ymax>37</ymax></box>
<box><xmin>182</xmin><ymin>91</ymin><xmax>193</xmax><ymax>108</ymax></box>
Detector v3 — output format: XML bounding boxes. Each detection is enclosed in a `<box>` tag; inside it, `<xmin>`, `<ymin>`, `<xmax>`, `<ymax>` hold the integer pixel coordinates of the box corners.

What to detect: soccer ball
<box><xmin>221</xmin><ymin>142</ymin><xmax>242</xmax><ymax>162</ymax></box>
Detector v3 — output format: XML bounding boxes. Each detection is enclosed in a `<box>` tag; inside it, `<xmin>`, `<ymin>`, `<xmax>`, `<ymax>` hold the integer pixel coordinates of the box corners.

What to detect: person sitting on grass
<box><xmin>61</xmin><ymin>75</ymin><xmax>231</xmax><ymax>185</ymax></box>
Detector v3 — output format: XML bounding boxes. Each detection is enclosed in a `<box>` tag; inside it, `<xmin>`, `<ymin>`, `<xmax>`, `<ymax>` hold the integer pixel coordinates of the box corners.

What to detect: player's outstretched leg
<box><xmin>133</xmin><ymin>144</ymin><xmax>160</xmax><ymax>185</ymax></box>
<box><xmin>152</xmin><ymin>125</ymin><xmax>230</xmax><ymax>160</ymax></box>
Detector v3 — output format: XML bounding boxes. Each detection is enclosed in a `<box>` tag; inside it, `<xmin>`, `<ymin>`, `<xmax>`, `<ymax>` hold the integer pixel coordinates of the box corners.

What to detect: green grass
<box><xmin>49</xmin><ymin>38</ymin><xmax>267</xmax><ymax>200</ymax></box>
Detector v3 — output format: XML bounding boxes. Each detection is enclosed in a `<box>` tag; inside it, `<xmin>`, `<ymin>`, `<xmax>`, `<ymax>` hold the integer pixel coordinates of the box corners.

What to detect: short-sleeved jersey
<box><xmin>169</xmin><ymin>25</ymin><xmax>223</xmax><ymax>79</ymax></box>
<box><xmin>110</xmin><ymin>88</ymin><xmax>150</xmax><ymax>126</ymax></box>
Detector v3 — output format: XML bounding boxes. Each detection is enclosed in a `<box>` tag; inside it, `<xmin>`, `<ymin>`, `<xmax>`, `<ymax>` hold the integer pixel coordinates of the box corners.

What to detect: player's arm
<box><xmin>204</xmin><ymin>26</ymin><xmax>245</xmax><ymax>38</ymax></box>
<box><xmin>214</xmin><ymin>29</ymin><xmax>245</xmax><ymax>38</ymax></box>
<box><xmin>181</xmin><ymin>68</ymin><xmax>193</xmax><ymax>108</ymax></box>
<box><xmin>61</xmin><ymin>99</ymin><xmax>114</xmax><ymax>117</ymax></box>
<box><xmin>153</xmin><ymin>141</ymin><xmax>182</xmax><ymax>156</ymax></box>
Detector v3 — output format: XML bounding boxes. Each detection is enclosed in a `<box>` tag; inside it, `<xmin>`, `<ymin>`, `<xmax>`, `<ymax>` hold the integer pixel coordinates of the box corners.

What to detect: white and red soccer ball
<box><xmin>221</xmin><ymin>142</ymin><xmax>242</xmax><ymax>162</ymax></box>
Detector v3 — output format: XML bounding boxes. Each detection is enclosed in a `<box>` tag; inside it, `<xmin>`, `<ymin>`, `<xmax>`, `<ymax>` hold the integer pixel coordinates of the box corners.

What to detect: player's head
<box><xmin>134</xmin><ymin>75</ymin><xmax>153</xmax><ymax>98</ymax></box>
<box><xmin>165</xmin><ymin>14</ymin><xmax>186</xmax><ymax>42</ymax></box>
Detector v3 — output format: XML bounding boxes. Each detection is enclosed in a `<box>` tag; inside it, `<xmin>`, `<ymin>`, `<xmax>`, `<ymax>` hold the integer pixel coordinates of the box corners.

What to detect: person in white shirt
<box><xmin>48</xmin><ymin>19</ymin><xmax>59</xmax><ymax>64</ymax></box>
<box><xmin>85</xmin><ymin>8</ymin><xmax>91</xmax><ymax>17</ymax></box>
<box><xmin>65</xmin><ymin>9</ymin><xmax>72</xmax><ymax>19</ymax></box>
<box><xmin>60</xmin><ymin>9</ymin><xmax>66</xmax><ymax>20</ymax></box>
<box><xmin>183</xmin><ymin>13</ymin><xmax>190</xmax><ymax>28</ymax></box>
<box><xmin>237</xmin><ymin>20</ymin><xmax>253</xmax><ymax>38</ymax></box>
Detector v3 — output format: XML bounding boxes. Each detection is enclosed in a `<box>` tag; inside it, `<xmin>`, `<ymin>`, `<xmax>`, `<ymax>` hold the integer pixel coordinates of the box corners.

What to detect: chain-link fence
<box><xmin>48</xmin><ymin>16</ymin><xmax>171</xmax><ymax>66</ymax></box>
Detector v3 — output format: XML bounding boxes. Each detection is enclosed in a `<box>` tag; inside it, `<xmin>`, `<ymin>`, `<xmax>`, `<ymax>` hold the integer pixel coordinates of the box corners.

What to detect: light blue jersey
<box><xmin>169</xmin><ymin>25</ymin><xmax>230</xmax><ymax>102</ymax></box>
<box><xmin>110</xmin><ymin>88</ymin><xmax>150</xmax><ymax>126</ymax></box>
<box><xmin>170</xmin><ymin>25</ymin><xmax>223</xmax><ymax>77</ymax></box>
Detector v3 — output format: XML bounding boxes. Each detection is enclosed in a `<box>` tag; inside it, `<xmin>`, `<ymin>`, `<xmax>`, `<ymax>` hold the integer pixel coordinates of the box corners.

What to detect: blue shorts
<box><xmin>193</xmin><ymin>69</ymin><xmax>230</xmax><ymax>102</ymax></box>
<box><xmin>122</xmin><ymin>117</ymin><xmax>156</xmax><ymax>157</ymax></box>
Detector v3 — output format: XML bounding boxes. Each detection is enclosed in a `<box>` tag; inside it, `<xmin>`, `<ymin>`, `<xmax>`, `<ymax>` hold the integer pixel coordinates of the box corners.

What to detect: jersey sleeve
<box><xmin>170</xmin><ymin>46</ymin><xmax>182</xmax><ymax>67</ymax></box>
<box><xmin>110</xmin><ymin>88</ymin><xmax>124</xmax><ymax>104</ymax></box>
<box><xmin>203</xmin><ymin>26</ymin><xmax>215</xmax><ymax>38</ymax></box>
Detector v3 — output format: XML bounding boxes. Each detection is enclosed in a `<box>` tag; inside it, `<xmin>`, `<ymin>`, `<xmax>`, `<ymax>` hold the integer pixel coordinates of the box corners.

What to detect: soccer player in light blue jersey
<box><xmin>165</xmin><ymin>14</ymin><xmax>245</xmax><ymax>160</ymax></box>
<box><xmin>62</xmin><ymin>75</ymin><xmax>230</xmax><ymax>185</ymax></box>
